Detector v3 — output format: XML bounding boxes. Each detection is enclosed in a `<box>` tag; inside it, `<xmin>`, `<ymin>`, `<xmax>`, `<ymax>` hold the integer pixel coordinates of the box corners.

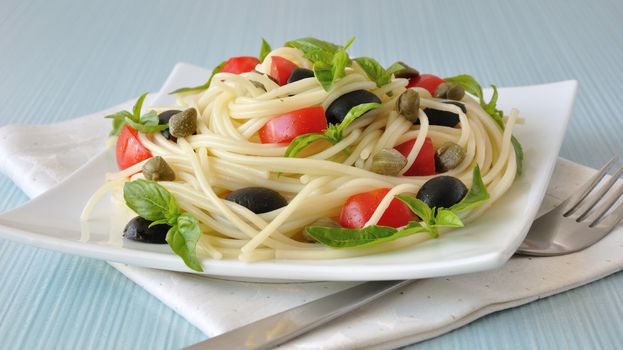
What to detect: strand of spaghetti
<box><xmin>399</xmin><ymin>110</ymin><xmax>429</xmax><ymax>175</ymax></box>
<box><xmin>240</xmin><ymin>176</ymin><xmax>331</xmax><ymax>257</ymax></box>
<box><xmin>482</xmin><ymin>109</ymin><xmax>518</xmax><ymax>184</ymax></box>
<box><xmin>364</xmin><ymin>183</ymin><xmax>421</xmax><ymax>226</ymax></box>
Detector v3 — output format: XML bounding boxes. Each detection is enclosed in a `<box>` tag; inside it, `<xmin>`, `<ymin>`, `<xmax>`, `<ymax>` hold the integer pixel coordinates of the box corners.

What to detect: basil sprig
<box><xmin>354</xmin><ymin>57</ymin><xmax>405</xmax><ymax>88</ymax></box>
<box><xmin>105</xmin><ymin>93</ymin><xmax>168</xmax><ymax>136</ymax></box>
<box><xmin>259</xmin><ymin>38</ymin><xmax>272</xmax><ymax>62</ymax></box>
<box><xmin>285</xmin><ymin>102</ymin><xmax>381</xmax><ymax>158</ymax></box>
<box><xmin>169</xmin><ymin>61</ymin><xmax>226</xmax><ymax>95</ymax></box>
<box><xmin>444</xmin><ymin>74</ymin><xmax>524</xmax><ymax>175</ymax></box>
<box><xmin>305</xmin><ymin>165</ymin><xmax>489</xmax><ymax>248</ymax></box>
<box><xmin>124</xmin><ymin>179</ymin><xmax>203</xmax><ymax>272</ymax></box>
<box><xmin>285</xmin><ymin>37</ymin><xmax>355</xmax><ymax>91</ymax></box>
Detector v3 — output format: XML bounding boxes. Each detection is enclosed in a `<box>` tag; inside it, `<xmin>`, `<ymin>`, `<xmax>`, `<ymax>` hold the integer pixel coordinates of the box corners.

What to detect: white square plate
<box><xmin>0</xmin><ymin>63</ymin><xmax>577</xmax><ymax>281</ymax></box>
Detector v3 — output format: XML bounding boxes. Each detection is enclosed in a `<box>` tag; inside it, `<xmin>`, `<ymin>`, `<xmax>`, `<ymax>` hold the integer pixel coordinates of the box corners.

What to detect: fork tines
<box><xmin>563</xmin><ymin>156</ymin><xmax>623</xmax><ymax>228</ymax></box>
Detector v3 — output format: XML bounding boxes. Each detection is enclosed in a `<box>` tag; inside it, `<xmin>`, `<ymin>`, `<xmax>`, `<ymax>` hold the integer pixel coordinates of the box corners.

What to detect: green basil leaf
<box><xmin>170</xmin><ymin>61</ymin><xmax>226</xmax><ymax>94</ymax></box>
<box><xmin>511</xmin><ymin>135</ymin><xmax>524</xmax><ymax>175</ymax></box>
<box><xmin>331</xmin><ymin>48</ymin><xmax>350</xmax><ymax>85</ymax></box>
<box><xmin>305</xmin><ymin>50</ymin><xmax>334</xmax><ymax>64</ymax></box>
<box><xmin>125</xmin><ymin>117</ymin><xmax>169</xmax><ymax>134</ymax></box>
<box><xmin>434</xmin><ymin>209</ymin><xmax>464</xmax><ymax>228</ymax></box>
<box><xmin>105</xmin><ymin>110</ymin><xmax>133</xmax><ymax>136</ymax></box>
<box><xmin>167</xmin><ymin>213</ymin><xmax>203</xmax><ymax>272</ymax></box>
<box><xmin>284</xmin><ymin>133</ymin><xmax>328</xmax><ymax>158</ymax></box>
<box><xmin>259</xmin><ymin>38</ymin><xmax>272</xmax><ymax>62</ymax></box>
<box><xmin>132</xmin><ymin>92</ymin><xmax>148</xmax><ymax>122</ymax></box>
<box><xmin>450</xmin><ymin>165</ymin><xmax>490</xmax><ymax>213</ymax></box>
<box><xmin>285</xmin><ymin>37</ymin><xmax>339</xmax><ymax>58</ymax></box>
<box><xmin>313</xmin><ymin>61</ymin><xmax>334</xmax><ymax>91</ymax></box>
<box><xmin>386</xmin><ymin>62</ymin><xmax>406</xmax><ymax>76</ymax></box>
<box><xmin>338</xmin><ymin>102</ymin><xmax>381</xmax><ymax>133</ymax></box>
<box><xmin>395</xmin><ymin>194</ymin><xmax>433</xmax><ymax>223</ymax></box>
<box><xmin>444</xmin><ymin>74</ymin><xmax>484</xmax><ymax>102</ymax></box>
<box><xmin>306</xmin><ymin>221</ymin><xmax>433</xmax><ymax>248</ymax></box>
<box><xmin>140</xmin><ymin>110</ymin><xmax>159</xmax><ymax>126</ymax></box>
<box><xmin>123</xmin><ymin>179</ymin><xmax>180</xmax><ymax>222</ymax></box>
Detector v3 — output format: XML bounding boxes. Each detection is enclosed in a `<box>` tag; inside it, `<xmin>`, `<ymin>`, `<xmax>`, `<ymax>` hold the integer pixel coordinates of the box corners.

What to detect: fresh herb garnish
<box><xmin>285</xmin><ymin>102</ymin><xmax>381</xmax><ymax>157</ymax></box>
<box><xmin>124</xmin><ymin>179</ymin><xmax>203</xmax><ymax>271</ymax></box>
<box><xmin>169</xmin><ymin>61</ymin><xmax>226</xmax><ymax>95</ymax></box>
<box><xmin>259</xmin><ymin>38</ymin><xmax>272</xmax><ymax>62</ymax></box>
<box><xmin>444</xmin><ymin>74</ymin><xmax>524</xmax><ymax>175</ymax></box>
<box><xmin>285</xmin><ymin>37</ymin><xmax>355</xmax><ymax>91</ymax></box>
<box><xmin>105</xmin><ymin>93</ymin><xmax>168</xmax><ymax>136</ymax></box>
<box><xmin>305</xmin><ymin>165</ymin><xmax>489</xmax><ymax>248</ymax></box>
<box><xmin>354</xmin><ymin>57</ymin><xmax>405</xmax><ymax>88</ymax></box>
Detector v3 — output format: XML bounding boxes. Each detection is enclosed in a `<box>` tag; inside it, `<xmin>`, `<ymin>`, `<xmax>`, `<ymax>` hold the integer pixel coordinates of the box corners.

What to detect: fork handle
<box><xmin>185</xmin><ymin>280</ymin><xmax>413</xmax><ymax>350</ymax></box>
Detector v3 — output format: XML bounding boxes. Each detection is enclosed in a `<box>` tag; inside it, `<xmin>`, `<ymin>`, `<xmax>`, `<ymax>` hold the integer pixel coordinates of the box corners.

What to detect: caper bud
<box><xmin>169</xmin><ymin>108</ymin><xmax>197</xmax><ymax>138</ymax></box>
<box><xmin>435</xmin><ymin>142</ymin><xmax>465</xmax><ymax>172</ymax></box>
<box><xmin>371</xmin><ymin>148</ymin><xmax>407</xmax><ymax>176</ymax></box>
<box><xmin>392</xmin><ymin>61</ymin><xmax>420</xmax><ymax>79</ymax></box>
<box><xmin>434</xmin><ymin>82</ymin><xmax>465</xmax><ymax>101</ymax></box>
<box><xmin>143</xmin><ymin>156</ymin><xmax>176</xmax><ymax>181</ymax></box>
<box><xmin>396</xmin><ymin>89</ymin><xmax>420</xmax><ymax>122</ymax></box>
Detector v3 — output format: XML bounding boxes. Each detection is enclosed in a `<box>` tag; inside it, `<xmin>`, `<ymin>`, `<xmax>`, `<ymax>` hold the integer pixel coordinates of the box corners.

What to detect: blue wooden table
<box><xmin>1</xmin><ymin>0</ymin><xmax>622</xmax><ymax>348</ymax></box>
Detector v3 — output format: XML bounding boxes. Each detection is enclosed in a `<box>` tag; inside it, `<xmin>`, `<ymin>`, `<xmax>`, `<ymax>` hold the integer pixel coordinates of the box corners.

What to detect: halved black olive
<box><xmin>158</xmin><ymin>109</ymin><xmax>181</xmax><ymax>140</ymax></box>
<box><xmin>326</xmin><ymin>90</ymin><xmax>381</xmax><ymax>124</ymax></box>
<box><xmin>225</xmin><ymin>187</ymin><xmax>288</xmax><ymax>214</ymax></box>
<box><xmin>422</xmin><ymin>101</ymin><xmax>466</xmax><ymax>127</ymax></box>
<box><xmin>123</xmin><ymin>216</ymin><xmax>170</xmax><ymax>244</ymax></box>
<box><xmin>416</xmin><ymin>176</ymin><xmax>468</xmax><ymax>209</ymax></box>
<box><xmin>287</xmin><ymin>68</ymin><xmax>315</xmax><ymax>84</ymax></box>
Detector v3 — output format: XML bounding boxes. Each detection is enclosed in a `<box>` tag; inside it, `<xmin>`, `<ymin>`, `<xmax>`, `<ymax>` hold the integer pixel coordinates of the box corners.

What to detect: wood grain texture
<box><xmin>0</xmin><ymin>0</ymin><xmax>622</xmax><ymax>348</ymax></box>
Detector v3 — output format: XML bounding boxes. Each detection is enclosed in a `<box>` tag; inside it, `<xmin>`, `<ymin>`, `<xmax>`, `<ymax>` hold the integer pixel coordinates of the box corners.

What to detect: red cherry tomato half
<box><xmin>270</xmin><ymin>56</ymin><xmax>298</xmax><ymax>86</ymax></box>
<box><xmin>394</xmin><ymin>137</ymin><xmax>436</xmax><ymax>176</ymax></box>
<box><xmin>221</xmin><ymin>56</ymin><xmax>261</xmax><ymax>75</ymax></box>
<box><xmin>407</xmin><ymin>74</ymin><xmax>446</xmax><ymax>95</ymax></box>
<box><xmin>259</xmin><ymin>106</ymin><xmax>328</xmax><ymax>144</ymax></box>
<box><xmin>339</xmin><ymin>188</ymin><xmax>416</xmax><ymax>229</ymax></box>
<box><xmin>116</xmin><ymin>125</ymin><xmax>152</xmax><ymax>170</ymax></box>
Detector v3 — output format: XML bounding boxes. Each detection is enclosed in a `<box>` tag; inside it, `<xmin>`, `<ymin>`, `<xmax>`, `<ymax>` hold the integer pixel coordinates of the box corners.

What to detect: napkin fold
<box><xmin>0</xmin><ymin>64</ymin><xmax>621</xmax><ymax>349</ymax></box>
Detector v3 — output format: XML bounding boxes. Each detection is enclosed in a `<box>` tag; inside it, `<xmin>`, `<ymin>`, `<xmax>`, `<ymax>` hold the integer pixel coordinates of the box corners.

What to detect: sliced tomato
<box><xmin>394</xmin><ymin>137</ymin><xmax>436</xmax><ymax>176</ymax></box>
<box><xmin>116</xmin><ymin>125</ymin><xmax>152</xmax><ymax>170</ymax></box>
<box><xmin>270</xmin><ymin>56</ymin><xmax>298</xmax><ymax>86</ymax></box>
<box><xmin>339</xmin><ymin>188</ymin><xmax>416</xmax><ymax>229</ymax></box>
<box><xmin>407</xmin><ymin>74</ymin><xmax>445</xmax><ymax>95</ymax></box>
<box><xmin>221</xmin><ymin>56</ymin><xmax>260</xmax><ymax>74</ymax></box>
<box><xmin>259</xmin><ymin>106</ymin><xmax>328</xmax><ymax>144</ymax></box>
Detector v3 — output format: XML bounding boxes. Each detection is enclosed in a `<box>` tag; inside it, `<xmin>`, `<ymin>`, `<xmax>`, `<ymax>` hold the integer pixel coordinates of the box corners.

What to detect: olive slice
<box><xmin>326</xmin><ymin>90</ymin><xmax>381</xmax><ymax>124</ymax></box>
<box><xmin>225</xmin><ymin>187</ymin><xmax>288</xmax><ymax>214</ymax></box>
<box><xmin>123</xmin><ymin>216</ymin><xmax>170</xmax><ymax>244</ymax></box>
<box><xmin>416</xmin><ymin>176</ymin><xmax>468</xmax><ymax>209</ymax></box>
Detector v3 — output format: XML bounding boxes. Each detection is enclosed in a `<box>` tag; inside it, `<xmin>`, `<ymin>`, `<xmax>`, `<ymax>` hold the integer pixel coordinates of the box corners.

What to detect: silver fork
<box><xmin>517</xmin><ymin>156</ymin><xmax>623</xmax><ymax>256</ymax></box>
<box><xmin>187</xmin><ymin>157</ymin><xmax>623</xmax><ymax>350</ymax></box>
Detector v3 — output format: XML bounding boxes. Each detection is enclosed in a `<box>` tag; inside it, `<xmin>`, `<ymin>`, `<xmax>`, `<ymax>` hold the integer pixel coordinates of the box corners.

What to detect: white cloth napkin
<box><xmin>1</xmin><ymin>64</ymin><xmax>622</xmax><ymax>349</ymax></box>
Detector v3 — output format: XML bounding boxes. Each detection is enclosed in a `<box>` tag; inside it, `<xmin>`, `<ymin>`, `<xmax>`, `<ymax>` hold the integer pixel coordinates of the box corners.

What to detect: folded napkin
<box><xmin>1</xmin><ymin>64</ymin><xmax>622</xmax><ymax>349</ymax></box>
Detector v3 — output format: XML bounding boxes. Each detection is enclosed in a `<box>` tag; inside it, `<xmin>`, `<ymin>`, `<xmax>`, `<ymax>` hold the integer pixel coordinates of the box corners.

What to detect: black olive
<box><xmin>326</xmin><ymin>90</ymin><xmax>381</xmax><ymax>124</ymax></box>
<box><xmin>158</xmin><ymin>110</ymin><xmax>181</xmax><ymax>141</ymax></box>
<box><xmin>225</xmin><ymin>187</ymin><xmax>288</xmax><ymax>214</ymax></box>
<box><xmin>287</xmin><ymin>68</ymin><xmax>315</xmax><ymax>84</ymax></box>
<box><xmin>422</xmin><ymin>101</ymin><xmax>466</xmax><ymax>127</ymax></box>
<box><xmin>123</xmin><ymin>216</ymin><xmax>170</xmax><ymax>244</ymax></box>
<box><xmin>416</xmin><ymin>176</ymin><xmax>468</xmax><ymax>209</ymax></box>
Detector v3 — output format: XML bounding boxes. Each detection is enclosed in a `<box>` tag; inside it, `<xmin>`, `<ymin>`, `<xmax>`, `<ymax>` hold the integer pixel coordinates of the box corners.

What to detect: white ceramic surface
<box><xmin>0</xmin><ymin>64</ymin><xmax>578</xmax><ymax>281</ymax></box>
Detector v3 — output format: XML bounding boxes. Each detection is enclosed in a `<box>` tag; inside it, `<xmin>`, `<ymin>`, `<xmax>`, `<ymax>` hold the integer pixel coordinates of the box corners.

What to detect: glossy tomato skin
<box><xmin>407</xmin><ymin>74</ymin><xmax>445</xmax><ymax>95</ymax></box>
<box><xmin>339</xmin><ymin>188</ymin><xmax>416</xmax><ymax>229</ymax></box>
<box><xmin>259</xmin><ymin>106</ymin><xmax>328</xmax><ymax>144</ymax></box>
<box><xmin>270</xmin><ymin>56</ymin><xmax>298</xmax><ymax>86</ymax></box>
<box><xmin>394</xmin><ymin>137</ymin><xmax>436</xmax><ymax>176</ymax></box>
<box><xmin>116</xmin><ymin>125</ymin><xmax>152</xmax><ymax>170</ymax></box>
<box><xmin>221</xmin><ymin>56</ymin><xmax>260</xmax><ymax>74</ymax></box>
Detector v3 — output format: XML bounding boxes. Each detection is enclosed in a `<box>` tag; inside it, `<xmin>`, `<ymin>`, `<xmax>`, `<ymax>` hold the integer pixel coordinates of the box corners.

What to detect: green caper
<box><xmin>434</xmin><ymin>82</ymin><xmax>465</xmax><ymax>101</ymax></box>
<box><xmin>169</xmin><ymin>108</ymin><xmax>197</xmax><ymax>138</ymax></box>
<box><xmin>435</xmin><ymin>142</ymin><xmax>465</xmax><ymax>172</ymax></box>
<box><xmin>392</xmin><ymin>61</ymin><xmax>420</xmax><ymax>79</ymax></box>
<box><xmin>142</xmin><ymin>156</ymin><xmax>175</xmax><ymax>181</ymax></box>
<box><xmin>396</xmin><ymin>89</ymin><xmax>420</xmax><ymax>122</ymax></box>
<box><xmin>371</xmin><ymin>148</ymin><xmax>407</xmax><ymax>176</ymax></box>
